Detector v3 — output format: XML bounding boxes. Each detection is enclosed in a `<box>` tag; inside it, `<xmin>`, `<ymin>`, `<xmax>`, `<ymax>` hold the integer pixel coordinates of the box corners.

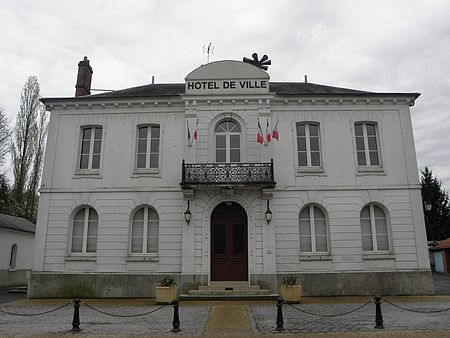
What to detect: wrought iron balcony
<box><xmin>181</xmin><ymin>159</ymin><xmax>275</xmax><ymax>188</ymax></box>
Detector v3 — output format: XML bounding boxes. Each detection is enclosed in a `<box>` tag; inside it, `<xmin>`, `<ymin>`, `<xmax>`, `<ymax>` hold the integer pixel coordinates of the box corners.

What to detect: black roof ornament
<box><xmin>243</xmin><ymin>53</ymin><xmax>271</xmax><ymax>71</ymax></box>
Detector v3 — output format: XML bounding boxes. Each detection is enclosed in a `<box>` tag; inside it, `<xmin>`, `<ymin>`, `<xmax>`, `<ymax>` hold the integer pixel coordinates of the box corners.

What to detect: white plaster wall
<box><xmin>0</xmin><ymin>229</ymin><xmax>34</xmax><ymax>270</ymax></box>
<box><xmin>35</xmin><ymin>91</ymin><xmax>429</xmax><ymax>277</ymax></box>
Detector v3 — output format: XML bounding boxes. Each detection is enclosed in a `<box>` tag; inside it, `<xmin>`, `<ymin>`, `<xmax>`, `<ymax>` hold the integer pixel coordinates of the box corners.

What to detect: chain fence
<box><xmin>0</xmin><ymin>302</ymin><xmax>71</xmax><ymax>316</ymax></box>
<box><xmin>82</xmin><ymin>301</ymin><xmax>166</xmax><ymax>318</ymax></box>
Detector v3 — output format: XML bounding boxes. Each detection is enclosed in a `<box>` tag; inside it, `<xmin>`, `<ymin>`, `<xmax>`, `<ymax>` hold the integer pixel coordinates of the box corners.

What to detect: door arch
<box><xmin>211</xmin><ymin>202</ymin><xmax>248</xmax><ymax>281</ymax></box>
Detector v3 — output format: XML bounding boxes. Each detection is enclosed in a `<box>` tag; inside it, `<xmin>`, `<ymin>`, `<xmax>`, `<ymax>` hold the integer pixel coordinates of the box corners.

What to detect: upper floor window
<box><xmin>296</xmin><ymin>123</ymin><xmax>321</xmax><ymax>167</ymax></box>
<box><xmin>215</xmin><ymin>119</ymin><xmax>241</xmax><ymax>162</ymax></box>
<box><xmin>9</xmin><ymin>244</ymin><xmax>17</xmax><ymax>270</ymax></box>
<box><xmin>71</xmin><ymin>207</ymin><xmax>98</xmax><ymax>254</ymax></box>
<box><xmin>299</xmin><ymin>205</ymin><xmax>328</xmax><ymax>253</ymax></box>
<box><xmin>355</xmin><ymin>122</ymin><xmax>380</xmax><ymax>166</ymax></box>
<box><xmin>131</xmin><ymin>206</ymin><xmax>159</xmax><ymax>254</ymax></box>
<box><xmin>136</xmin><ymin>125</ymin><xmax>160</xmax><ymax>169</ymax></box>
<box><xmin>360</xmin><ymin>204</ymin><xmax>389</xmax><ymax>252</ymax></box>
<box><xmin>79</xmin><ymin>126</ymin><xmax>102</xmax><ymax>170</ymax></box>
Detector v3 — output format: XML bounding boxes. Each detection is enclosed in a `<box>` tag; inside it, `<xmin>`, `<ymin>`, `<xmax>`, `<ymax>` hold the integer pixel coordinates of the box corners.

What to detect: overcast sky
<box><xmin>1</xmin><ymin>0</ymin><xmax>449</xmax><ymax>190</ymax></box>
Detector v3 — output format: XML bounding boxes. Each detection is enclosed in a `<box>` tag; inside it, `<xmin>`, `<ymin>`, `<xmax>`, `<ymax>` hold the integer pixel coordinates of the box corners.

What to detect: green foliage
<box><xmin>421</xmin><ymin>167</ymin><xmax>450</xmax><ymax>241</ymax></box>
<box><xmin>281</xmin><ymin>275</ymin><xmax>298</xmax><ymax>286</ymax></box>
<box><xmin>158</xmin><ymin>276</ymin><xmax>176</xmax><ymax>287</ymax></box>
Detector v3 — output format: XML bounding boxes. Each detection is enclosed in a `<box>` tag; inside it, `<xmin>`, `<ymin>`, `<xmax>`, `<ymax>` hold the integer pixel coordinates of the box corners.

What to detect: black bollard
<box><xmin>275</xmin><ymin>298</ymin><xmax>285</xmax><ymax>332</ymax></box>
<box><xmin>171</xmin><ymin>299</ymin><xmax>181</xmax><ymax>333</ymax></box>
<box><xmin>374</xmin><ymin>296</ymin><xmax>385</xmax><ymax>329</ymax></box>
<box><xmin>72</xmin><ymin>299</ymin><xmax>81</xmax><ymax>332</ymax></box>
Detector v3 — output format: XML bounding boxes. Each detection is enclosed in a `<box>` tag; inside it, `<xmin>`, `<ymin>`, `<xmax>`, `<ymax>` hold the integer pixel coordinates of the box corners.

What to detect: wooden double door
<box><xmin>211</xmin><ymin>202</ymin><xmax>248</xmax><ymax>281</ymax></box>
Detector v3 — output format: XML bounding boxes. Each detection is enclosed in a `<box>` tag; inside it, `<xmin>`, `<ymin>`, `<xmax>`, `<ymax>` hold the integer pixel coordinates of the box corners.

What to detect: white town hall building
<box><xmin>30</xmin><ymin>55</ymin><xmax>433</xmax><ymax>297</ymax></box>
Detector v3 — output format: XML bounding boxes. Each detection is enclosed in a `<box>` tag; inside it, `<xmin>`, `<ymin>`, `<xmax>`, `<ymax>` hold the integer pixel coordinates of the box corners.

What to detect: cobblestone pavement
<box><xmin>1</xmin><ymin>299</ymin><xmax>450</xmax><ymax>336</ymax></box>
<box><xmin>249</xmin><ymin>300</ymin><xmax>450</xmax><ymax>333</ymax></box>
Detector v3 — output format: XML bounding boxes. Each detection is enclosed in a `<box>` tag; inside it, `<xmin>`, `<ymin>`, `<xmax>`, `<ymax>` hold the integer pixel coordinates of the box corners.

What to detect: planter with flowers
<box><xmin>280</xmin><ymin>275</ymin><xmax>302</xmax><ymax>303</ymax></box>
<box><xmin>155</xmin><ymin>276</ymin><xmax>177</xmax><ymax>304</ymax></box>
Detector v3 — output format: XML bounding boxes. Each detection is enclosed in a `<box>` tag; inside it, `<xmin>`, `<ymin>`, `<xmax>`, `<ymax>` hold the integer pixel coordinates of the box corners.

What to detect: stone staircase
<box><xmin>179</xmin><ymin>281</ymin><xmax>278</xmax><ymax>300</ymax></box>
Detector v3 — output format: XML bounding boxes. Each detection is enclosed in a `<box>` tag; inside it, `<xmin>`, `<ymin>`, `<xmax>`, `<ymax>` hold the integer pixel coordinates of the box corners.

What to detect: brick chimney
<box><xmin>75</xmin><ymin>56</ymin><xmax>93</xmax><ymax>97</ymax></box>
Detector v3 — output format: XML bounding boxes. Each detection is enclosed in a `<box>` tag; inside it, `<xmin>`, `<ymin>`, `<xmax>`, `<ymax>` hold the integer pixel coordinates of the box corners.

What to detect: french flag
<box><xmin>257</xmin><ymin>118</ymin><xmax>264</xmax><ymax>144</ymax></box>
<box><xmin>266</xmin><ymin>118</ymin><xmax>271</xmax><ymax>143</ymax></box>
<box><xmin>186</xmin><ymin>120</ymin><xmax>191</xmax><ymax>142</ymax></box>
<box><xmin>272</xmin><ymin>120</ymin><xmax>279</xmax><ymax>141</ymax></box>
<box><xmin>193</xmin><ymin>119</ymin><xmax>199</xmax><ymax>141</ymax></box>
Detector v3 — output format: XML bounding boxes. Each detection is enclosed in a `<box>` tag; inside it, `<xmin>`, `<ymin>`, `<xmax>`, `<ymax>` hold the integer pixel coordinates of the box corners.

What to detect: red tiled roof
<box><xmin>430</xmin><ymin>238</ymin><xmax>450</xmax><ymax>250</ymax></box>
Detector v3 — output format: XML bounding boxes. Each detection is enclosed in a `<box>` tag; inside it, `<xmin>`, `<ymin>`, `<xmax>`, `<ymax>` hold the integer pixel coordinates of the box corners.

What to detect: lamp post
<box><xmin>265</xmin><ymin>200</ymin><xmax>272</xmax><ymax>224</ymax></box>
<box><xmin>424</xmin><ymin>202</ymin><xmax>432</xmax><ymax>240</ymax></box>
<box><xmin>184</xmin><ymin>200</ymin><xmax>192</xmax><ymax>225</ymax></box>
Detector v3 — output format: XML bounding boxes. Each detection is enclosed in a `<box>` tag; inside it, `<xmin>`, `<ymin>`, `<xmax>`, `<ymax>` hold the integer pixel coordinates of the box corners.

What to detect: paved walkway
<box><xmin>2</xmin><ymin>297</ymin><xmax>450</xmax><ymax>336</ymax></box>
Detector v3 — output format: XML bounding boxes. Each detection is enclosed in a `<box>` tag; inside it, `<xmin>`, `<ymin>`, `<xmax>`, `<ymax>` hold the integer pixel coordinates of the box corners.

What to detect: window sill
<box><xmin>362</xmin><ymin>253</ymin><xmax>394</xmax><ymax>260</ymax></box>
<box><xmin>296</xmin><ymin>167</ymin><xmax>326</xmax><ymax>176</ymax></box>
<box><xmin>73</xmin><ymin>170</ymin><xmax>102</xmax><ymax>179</ymax></box>
<box><xmin>131</xmin><ymin>169</ymin><xmax>161</xmax><ymax>177</ymax></box>
<box><xmin>299</xmin><ymin>254</ymin><xmax>332</xmax><ymax>261</ymax></box>
<box><xmin>126</xmin><ymin>256</ymin><xmax>159</xmax><ymax>262</ymax></box>
<box><xmin>65</xmin><ymin>256</ymin><xmax>97</xmax><ymax>262</ymax></box>
<box><xmin>356</xmin><ymin>166</ymin><xmax>385</xmax><ymax>176</ymax></box>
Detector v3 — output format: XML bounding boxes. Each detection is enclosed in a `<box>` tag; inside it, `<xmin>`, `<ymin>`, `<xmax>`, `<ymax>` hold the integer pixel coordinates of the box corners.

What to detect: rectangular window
<box><xmin>355</xmin><ymin>122</ymin><xmax>380</xmax><ymax>166</ymax></box>
<box><xmin>79</xmin><ymin>126</ymin><xmax>102</xmax><ymax>170</ymax></box>
<box><xmin>136</xmin><ymin>125</ymin><xmax>160</xmax><ymax>169</ymax></box>
<box><xmin>296</xmin><ymin>123</ymin><xmax>321</xmax><ymax>167</ymax></box>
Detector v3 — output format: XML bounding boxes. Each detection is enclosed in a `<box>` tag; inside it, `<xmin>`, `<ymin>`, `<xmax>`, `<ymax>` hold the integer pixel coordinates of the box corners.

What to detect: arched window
<box><xmin>71</xmin><ymin>207</ymin><xmax>98</xmax><ymax>253</ymax></box>
<box><xmin>215</xmin><ymin>119</ymin><xmax>241</xmax><ymax>162</ymax></box>
<box><xmin>131</xmin><ymin>206</ymin><xmax>159</xmax><ymax>254</ymax></box>
<box><xmin>9</xmin><ymin>244</ymin><xmax>17</xmax><ymax>270</ymax></box>
<box><xmin>360</xmin><ymin>204</ymin><xmax>389</xmax><ymax>251</ymax></box>
<box><xmin>299</xmin><ymin>205</ymin><xmax>328</xmax><ymax>253</ymax></box>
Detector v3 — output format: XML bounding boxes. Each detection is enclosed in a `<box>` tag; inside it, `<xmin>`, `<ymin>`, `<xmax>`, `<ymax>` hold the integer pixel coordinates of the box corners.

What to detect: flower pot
<box><xmin>155</xmin><ymin>286</ymin><xmax>177</xmax><ymax>304</ymax></box>
<box><xmin>280</xmin><ymin>284</ymin><xmax>302</xmax><ymax>303</ymax></box>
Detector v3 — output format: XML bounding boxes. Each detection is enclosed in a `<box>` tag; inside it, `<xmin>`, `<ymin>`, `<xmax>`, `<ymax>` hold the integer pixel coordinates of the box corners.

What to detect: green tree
<box><xmin>420</xmin><ymin>167</ymin><xmax>450</xmax><ymax>241</ymax></box>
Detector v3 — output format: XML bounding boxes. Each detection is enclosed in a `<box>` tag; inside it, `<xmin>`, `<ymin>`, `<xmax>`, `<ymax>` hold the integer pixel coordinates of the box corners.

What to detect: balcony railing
<box><xmin>181</xmin><ymin>159</ymin><xmax>275</xmax><ymax>188</ymax></box>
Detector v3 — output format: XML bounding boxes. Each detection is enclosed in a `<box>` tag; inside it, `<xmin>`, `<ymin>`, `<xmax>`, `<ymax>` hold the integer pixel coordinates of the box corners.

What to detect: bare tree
<box><xmin>11</xmin><ymin>76</ymin><xmax>41</xmax><ymax>207</ymax></box>
<box><xmin>25</xmin><ymin>104</ymin><xmax>48</xmax><ymax>220</ymax></box>
<box><xmin>0</xmin><ymin>107</ymin><xmax>11</xmax><ymax>166</ymax></box>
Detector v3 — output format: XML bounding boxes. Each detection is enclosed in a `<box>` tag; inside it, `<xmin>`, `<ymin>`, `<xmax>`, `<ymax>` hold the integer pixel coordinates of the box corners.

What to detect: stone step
<box><xmin>209</xmin><ymin>281</ymin><xmax>250</xmax><ymax>287</ymax></box>
<box><xmin>188</xmin><ymin>289</ymin><xmax>271</xmax><ymax>296</ymax></box>
<box><xmin>198</xmin><ymin>285</ymin><xmax>261</xmax><ymax>291</ymax></box>
<box><xmin>179</xmin><ymin>293</ymin><xmax>279</xmax><ymax>301</ymax></box>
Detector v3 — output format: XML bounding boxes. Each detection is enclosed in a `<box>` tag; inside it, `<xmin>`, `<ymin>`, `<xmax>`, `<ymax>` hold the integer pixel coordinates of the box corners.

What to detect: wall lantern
<box><xmin>425</xmin><ymin>203</ymin><xmax>432</xmax><ymax>212</ymax></box>
<box><xmin>184</xmin><ymin>200</ymin><xmax>192</xmax><ymax>225</ymax></box>
<box><xmin>265</xmin><ymin>200</ymin><xmax>272</xmax><ymax>224</ymax></box>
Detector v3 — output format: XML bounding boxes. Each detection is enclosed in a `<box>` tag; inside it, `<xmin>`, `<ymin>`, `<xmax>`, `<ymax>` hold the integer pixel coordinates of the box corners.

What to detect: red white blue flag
<box><xmin>187</xmin><ymin>120</ymin><xmax>191</xmax><ymax>143</ymax></box>
<box><xmin>257</xmin><ymin>118</ymin><xmax>264</xmax><ymax>144</ymax></box>
<box><xmin>193</xmin><ymin>119</ymin><xmax>199</xmax><ymax>141</ymax></box>
<box><xmin>266</xmin><ymin>118</ymin><xmax>271</xmax><ymax>143</ymax></box>
<box><xmin>272</xmin><ymin>120</ymin><xmax>279</xmax><ymax>141</ymax></box>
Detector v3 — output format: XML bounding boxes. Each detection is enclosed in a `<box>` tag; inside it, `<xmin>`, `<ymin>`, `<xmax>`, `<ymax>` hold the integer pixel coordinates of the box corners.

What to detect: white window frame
<box><xmin>70</xmin><ymin>206</ymin><xmax>98</xmax><ymax>255</ymax></box>
<box><xmin>134</xmin><ymin>124</ymin><xmax>161</xmax><ymax>173</ymax></box>
<box><xmin>214</xmin><ymin>119</ymin><xmax>241</xmax><ymax>163</ymax></box>
<box><xmin>75</xmin><ymin>125</ymin><xmax>103</xmax><ymax>176</ymax></box>
<box><xmin>354</xmin><ymin>122</ymin><xmax>381</xmax><ymax>167</ymax></box>
<box><xmin>130</xmin><ymin>206</ymin><xmax>159</xmax><ymax>255</ymax></box>
<box><xmin>361</xmin><ymin>204</ymin><xmax>390</xmax><ymax>252</ymax></box>
<box><xmin>9</xmin><ymin>244</ymin><xmax>17</xmax><ymax>270</ymax></box>
<box><xmin>299</xmin><ymin>205</ymin><xmax>329</xmax><ymax>254</ymax></box>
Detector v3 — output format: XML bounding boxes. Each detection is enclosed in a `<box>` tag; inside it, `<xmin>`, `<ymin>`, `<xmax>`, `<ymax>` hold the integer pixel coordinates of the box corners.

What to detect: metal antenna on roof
<box><xmin>203</xmin><ymin>43</ymin><xmax>214</xmax><ymax>63</ymax></box>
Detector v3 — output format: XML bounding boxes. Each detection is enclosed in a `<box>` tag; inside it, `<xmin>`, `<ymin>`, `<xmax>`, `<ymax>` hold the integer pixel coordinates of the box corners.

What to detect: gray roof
<box><xmin>0</xmin><ymin>213</ymin><xmax>36</xmax><ymax>234</ymax></box>
<box><xmin>41</xmin><ymin>81</ymin><xmax>420</xmax><ymax>103</ymax></box>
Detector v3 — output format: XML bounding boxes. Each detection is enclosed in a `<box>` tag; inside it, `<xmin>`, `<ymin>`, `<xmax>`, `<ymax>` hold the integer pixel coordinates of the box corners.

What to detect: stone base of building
<box><xmin>29</xmin><ymin>270</ymin><xmax>433</xmax><ymax>298</ymax></box>
<box><xmin>0</xmin><ymin>269</ymin><xmax>29</xmax><ymax>287</ymax></box>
